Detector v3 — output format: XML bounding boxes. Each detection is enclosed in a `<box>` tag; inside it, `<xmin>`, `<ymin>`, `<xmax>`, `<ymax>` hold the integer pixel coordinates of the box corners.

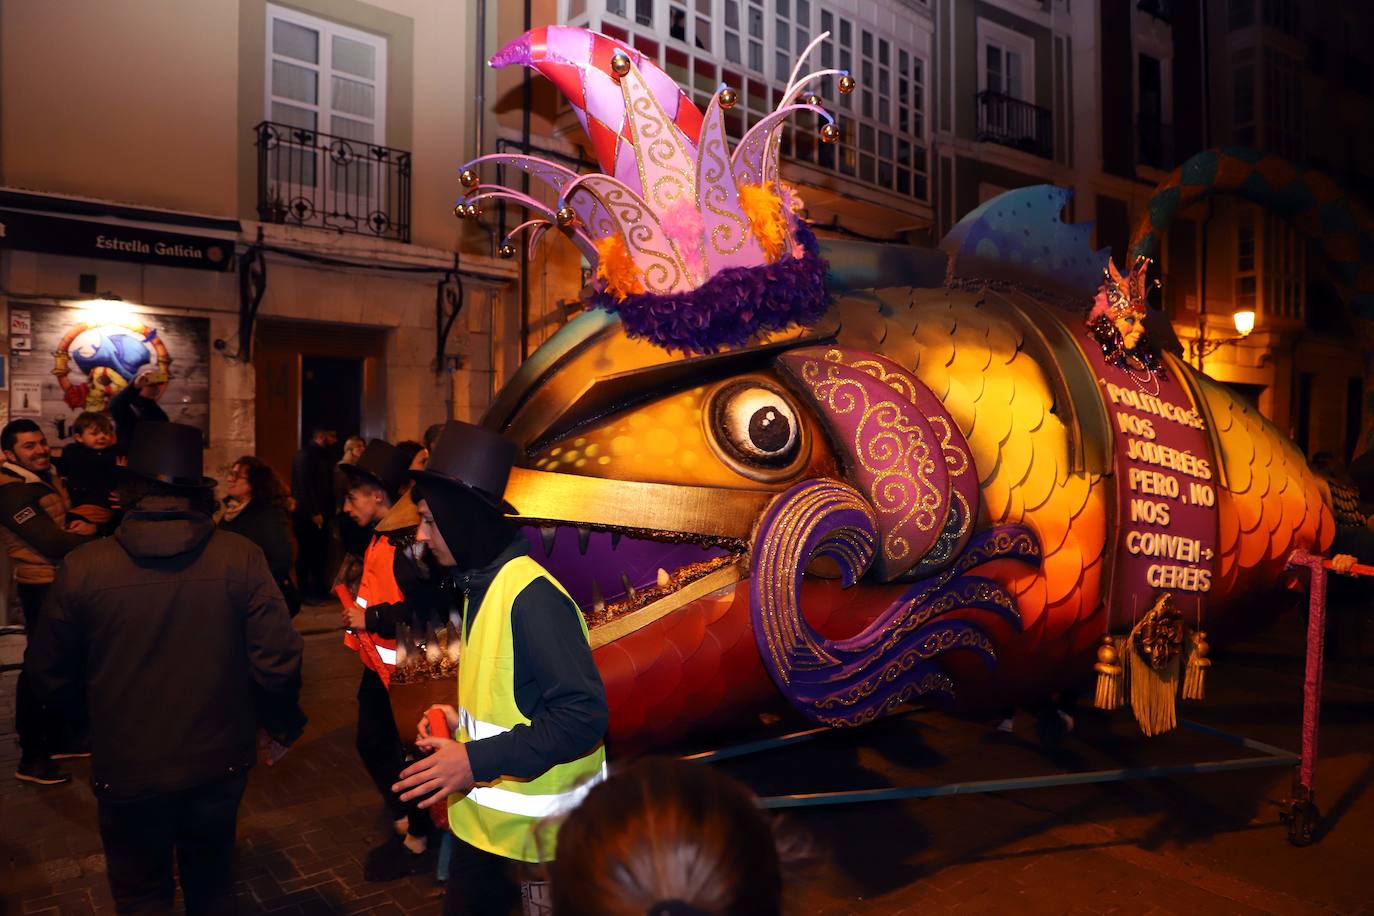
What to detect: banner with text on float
<box><xmin>1077</xmin><ymin>333</ymin><xmax>1220</xmax><ymax>626</ymax></box>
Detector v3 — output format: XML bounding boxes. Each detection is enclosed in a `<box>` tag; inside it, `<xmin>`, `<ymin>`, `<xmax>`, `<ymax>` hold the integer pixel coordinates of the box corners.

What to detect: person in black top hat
<box><xmin>25</xmin><ymin>421</ymin><xmax>306</xmax><ymax>915</ymax></box>
<box><xmin>393</xmin><ymin>420</ymin><xmax>608</xmax><ymax>916</ymax></box>
<box><xmin>338</xmin><ymin>439</ymin><xmax>443</xmax><ymax>880</ymax></box>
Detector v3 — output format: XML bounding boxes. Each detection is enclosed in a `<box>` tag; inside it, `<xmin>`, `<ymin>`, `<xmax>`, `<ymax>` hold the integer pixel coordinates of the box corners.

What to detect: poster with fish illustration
<box><xmin>6</xmin><ymin>303</ymin><xmax>209</xmax><ymax>444</ymax></box>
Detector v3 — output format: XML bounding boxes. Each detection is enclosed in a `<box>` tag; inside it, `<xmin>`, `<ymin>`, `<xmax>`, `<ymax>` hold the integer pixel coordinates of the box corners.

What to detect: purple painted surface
<box><xmin>519</xmin><ymin>525</ymin><xmax>730</xmax><ymax>611</ymax></box>
<box><xmin>776</xmin><ymin>347</ymin><xmax>952</xmax><ymax>581</ymax></box>
<box><xmin>746</xmin><ymin>479</ymin><xmax>1041</xmax><ymax>725</ymax></box>
<box><xmin>1076</xmin><ymin>326</ymin><xmax>1221</xmax><ymax>628</ymax></box>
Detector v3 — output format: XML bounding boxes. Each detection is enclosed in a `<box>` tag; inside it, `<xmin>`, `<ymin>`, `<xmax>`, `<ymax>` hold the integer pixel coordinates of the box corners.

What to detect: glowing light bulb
<box><xmin>1232</xmin><ymin>309</ymin><xmax>1255</xmax><ymax>338</ymax></box>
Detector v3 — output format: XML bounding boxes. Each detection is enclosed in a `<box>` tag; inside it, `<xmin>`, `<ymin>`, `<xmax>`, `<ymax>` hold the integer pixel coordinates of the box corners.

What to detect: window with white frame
<box><xmin>977</xmin><ymin>19</ymin><xmax>1033</xmax><ymax>102</ymax></box>
<box><xmin>564</xmin><ymin>0</ymin><xmax>929</xmax><ymax>202</ymax></box>
<box><xmin>267</xmin><ymin>5</ymin><xmax>386</xmax><ymax>144</ymax></box>
<box><xmin>265</xmin><ymin>5</ymin><xmax>387</xmax><ymax>217</ymax></box>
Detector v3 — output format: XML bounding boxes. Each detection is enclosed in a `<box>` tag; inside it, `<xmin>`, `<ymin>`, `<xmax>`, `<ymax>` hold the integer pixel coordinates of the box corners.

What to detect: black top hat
<box><xmin>410</xmin><ymin>420</ymin><xmax>518</xmax><ymax>514</ymax></box>
<box><xmin>340</xmin><ymin>439</ymin><xmax>411</xmax><ymax>501</ymax></box>
<box><xmin>122</xmin><ymin>421</ymin><xmax>216</xmax><ymax>489</ymax></box>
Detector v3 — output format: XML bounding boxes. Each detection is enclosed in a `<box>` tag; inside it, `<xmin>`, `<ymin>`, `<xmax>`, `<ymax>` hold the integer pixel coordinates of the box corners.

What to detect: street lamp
<box><xmin>1191</xmin><ymin>308</ymin><xmax>1255</xmax><ymax>364</ymax></box>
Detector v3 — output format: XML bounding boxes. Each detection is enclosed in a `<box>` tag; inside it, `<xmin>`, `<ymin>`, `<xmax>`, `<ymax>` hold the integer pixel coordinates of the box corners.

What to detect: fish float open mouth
<box><xmin>516</xmin><ymin>520</ymin><xmax>741</xmax><ymax>641</ymax></box>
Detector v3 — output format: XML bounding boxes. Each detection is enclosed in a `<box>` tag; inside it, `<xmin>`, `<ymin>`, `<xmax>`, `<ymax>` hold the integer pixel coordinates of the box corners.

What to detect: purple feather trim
<box><xmin>587</xmin><ymin>225</ymin><xmax>829</xmax><ymax>354</ymax></box>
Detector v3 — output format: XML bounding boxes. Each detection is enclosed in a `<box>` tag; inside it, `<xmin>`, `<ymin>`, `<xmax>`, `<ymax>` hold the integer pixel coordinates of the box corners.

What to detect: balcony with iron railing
<box><xmin>254</xmin><ymin>121</ymin><xmax>411</xmax><ymax>243</ymax></box>
<box><xmin>975</xmin><ymin>90</ymin><xmax>1053</xmax><ymax>160</ymax></box>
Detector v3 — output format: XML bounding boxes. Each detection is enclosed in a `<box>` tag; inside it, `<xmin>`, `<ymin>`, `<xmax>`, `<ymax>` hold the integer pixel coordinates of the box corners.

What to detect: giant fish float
<box><xmin>454</xmin><ymin>27</ymin><xmax>1333</xmax><ymax>755</ymax></box>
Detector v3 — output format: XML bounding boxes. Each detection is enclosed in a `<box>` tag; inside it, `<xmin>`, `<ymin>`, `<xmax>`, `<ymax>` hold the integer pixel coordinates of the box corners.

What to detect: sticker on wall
<box><xmin>10</xmin><ymin>379</ymin><xmax>42</xmax><ymax>419</ymax></box>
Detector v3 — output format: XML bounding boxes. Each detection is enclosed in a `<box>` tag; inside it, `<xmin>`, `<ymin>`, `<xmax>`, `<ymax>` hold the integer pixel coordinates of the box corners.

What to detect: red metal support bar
<box><xmin>1280</xmin><ymin>549</ymin><xmax>1374</xmax><ymax>845</ymax></box>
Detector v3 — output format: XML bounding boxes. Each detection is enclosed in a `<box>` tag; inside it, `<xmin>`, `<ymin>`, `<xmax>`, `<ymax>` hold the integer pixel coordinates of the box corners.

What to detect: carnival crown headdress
<box><xmin>455</xmin><ymin>26</ymin><xmax>852</xmax><ymax>353</ymax></box>
<box><xmin>1090</xmin><ymin>255</ymin><xmax>1157</xmax><ymax>322</ymax></box>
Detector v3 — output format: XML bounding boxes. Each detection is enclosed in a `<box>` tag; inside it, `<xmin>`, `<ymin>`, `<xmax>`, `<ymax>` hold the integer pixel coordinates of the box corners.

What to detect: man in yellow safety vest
<box><xmin>393</xmin><ymin>420</ymin><xmax>607</xmax><ymax>916</ymax></box>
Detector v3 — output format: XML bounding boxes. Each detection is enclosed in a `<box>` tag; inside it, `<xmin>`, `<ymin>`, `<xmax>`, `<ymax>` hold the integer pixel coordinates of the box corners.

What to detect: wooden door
<box><xmin>254</xmin><ymin>348</ymin><xmax>301</xmax><ymax>487</ymax></box>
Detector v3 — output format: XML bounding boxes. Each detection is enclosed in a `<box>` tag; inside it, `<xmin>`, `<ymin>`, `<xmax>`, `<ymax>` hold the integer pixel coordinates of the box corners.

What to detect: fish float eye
<box><xmin>708</xmin><ymin>380</ymin><xmax>803</xmax><ymax>473</ymax></box>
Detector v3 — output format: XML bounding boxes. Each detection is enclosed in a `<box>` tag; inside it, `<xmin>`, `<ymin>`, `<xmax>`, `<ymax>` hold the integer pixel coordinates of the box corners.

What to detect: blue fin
<box><xmin>940</xmin><ymin>185</ymin><xmax>1109</xmax><ymax>301</ymax></box>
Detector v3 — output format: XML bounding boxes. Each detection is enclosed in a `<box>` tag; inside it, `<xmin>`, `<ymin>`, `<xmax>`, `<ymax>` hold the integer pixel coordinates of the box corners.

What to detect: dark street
<box><xmin>4</xmin><ymin>603</ymin><xmax>1371</xmax><ymax>915</ymax></box>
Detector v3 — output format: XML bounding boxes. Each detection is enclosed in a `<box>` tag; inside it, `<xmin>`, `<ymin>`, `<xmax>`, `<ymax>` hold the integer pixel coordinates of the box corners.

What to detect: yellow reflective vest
<box><xmin>447</xmin><ymin>555</ymin><xmax>606</xmax><ymax>863</ymax></box>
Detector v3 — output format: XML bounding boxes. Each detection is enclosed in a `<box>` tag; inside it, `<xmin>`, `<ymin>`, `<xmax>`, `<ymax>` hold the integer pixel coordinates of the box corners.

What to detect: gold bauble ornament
<box><xmin>460</xmin><ymin>168</ymin><xmax>479</xmax><ymax>189</ymax></box>
<box><xmin>498</xmin><ymin>242</ymin><xmax>516</xmax><ymax>259</ymax></box>
<box><xmin>803</xmin><ymin>93</ymin><xmax>822</xmax><ymax>107</ymax></box>
<box><xmin>838</xmin><ymin>73</ymin><xmax>856</xmax><ymax>94</ymax></box>
<box><xmin>555</xmin><ymin>206</ymin><xmax>577</xmax><ymax>227</ymax></box>
<box><xmin>719</xmin><ymin>87</ymin><xmax>738</xmax><ymax>110</ymax></box>
<box><xmin>820</xmin><ymin>123</ymin><xmax>841</xmax><ymax>144</ymax></box>
<box><xmin>453</xmin><ymin>203</ymin><xmax>467</xmax><ymax>219</ymax></box>
<box><xmin>1096</xmin><ymin>639</ymin><xmax>1118</xmax><ymax>666</ymax></box>
<box><xmin>610</xmin><ymin>52</ymin><xmax>632</xmax><ymax>77</ymax></box>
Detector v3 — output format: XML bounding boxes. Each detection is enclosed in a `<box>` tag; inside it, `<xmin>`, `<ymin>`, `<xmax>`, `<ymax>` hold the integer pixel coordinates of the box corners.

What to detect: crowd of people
<box><xmin>7</xmin><ymin>412</ymin><xmax>793</xmax><ymax>916</ymax></box>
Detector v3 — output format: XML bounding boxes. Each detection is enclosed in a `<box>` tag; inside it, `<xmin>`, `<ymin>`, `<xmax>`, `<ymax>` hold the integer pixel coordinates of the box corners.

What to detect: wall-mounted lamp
<box><xmin>1192</xmin><ymin>308</ymin><xmax>1256</xmax><ymax>365</ymax></box>
<box><xmin>1232</xmin><ymin>309</ymin><xmax>1255</xmax><ymax>338</ymax></box>
<box><xmin>74</xmin><ymin>293</ymin><xmax>138</xmax><ymax>326</ymax></box>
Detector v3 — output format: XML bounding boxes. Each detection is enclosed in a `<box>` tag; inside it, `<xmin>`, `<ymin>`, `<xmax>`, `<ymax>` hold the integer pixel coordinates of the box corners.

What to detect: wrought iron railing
<box><xmin>975</xmin><ymin>90</ymin><xmax>1053</xmax><ymax>160</ymax></box>
<box><xmin>254</xmin><ymin>121</ymin><xmax>411</xmax><ymax>242</ymax></box>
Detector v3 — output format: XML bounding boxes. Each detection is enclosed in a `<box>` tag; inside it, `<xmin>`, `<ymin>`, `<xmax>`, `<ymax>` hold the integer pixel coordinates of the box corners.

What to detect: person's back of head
<box><xmin>396</xmin><ymin>439</ymin><xmax>425</xmax><ymax>469</ymax></box>
<box><xmin>549</xmin><ymin>758</ymin><xmax>784</xmax><ymax>916</ymax></box>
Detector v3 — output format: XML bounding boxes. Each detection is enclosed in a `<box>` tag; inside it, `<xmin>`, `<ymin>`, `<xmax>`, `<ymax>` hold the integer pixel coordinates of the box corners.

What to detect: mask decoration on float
<box><xmin>455</xmin><ymin>25</ymin><xmax>841</xmax><ymax>354</ymax></box>
<box><xmin>1086</xmin><ymin>255</ymin><xmax>1165</xmax><ymax>373</ymax></box>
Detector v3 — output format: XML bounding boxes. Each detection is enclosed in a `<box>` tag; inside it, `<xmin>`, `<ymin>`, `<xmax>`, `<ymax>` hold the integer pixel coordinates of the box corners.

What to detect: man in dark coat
<box><xmin>291</xmin><ymin>425</ymin><xmax>338</xmax><ymax>600</ymax></box>
<box><xmin>25</xmin><ymin>422</ymin><xmax>306</xmax><ymax>915</ymax></box>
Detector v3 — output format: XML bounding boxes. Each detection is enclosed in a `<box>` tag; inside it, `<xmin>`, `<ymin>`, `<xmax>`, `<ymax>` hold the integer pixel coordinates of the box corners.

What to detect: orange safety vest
<box><xmin>343</xmin><ymin>532</ymin><xmax>404</xmax><ymax>686</ymax></box>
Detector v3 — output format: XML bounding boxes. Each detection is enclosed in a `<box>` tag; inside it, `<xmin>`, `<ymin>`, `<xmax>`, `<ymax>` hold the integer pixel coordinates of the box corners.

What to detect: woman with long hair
<box><xmin>221</xmin><ymin>455</ymin><xmax>299</xmax><ymax>615</ymax></box>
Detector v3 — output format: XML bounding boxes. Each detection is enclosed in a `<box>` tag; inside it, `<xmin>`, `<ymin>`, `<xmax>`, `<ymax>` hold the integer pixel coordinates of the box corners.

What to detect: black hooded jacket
<box><xmin>25</xmin><ymin>496</ymin><xmax>306</xmax><ymax>799</ymax></box>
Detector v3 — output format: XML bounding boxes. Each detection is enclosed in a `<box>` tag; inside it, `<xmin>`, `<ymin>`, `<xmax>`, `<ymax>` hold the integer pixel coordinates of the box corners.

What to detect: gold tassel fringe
<box><xmin>1182</xmin><ymin>629</ymin><xmax>1210</xmax><ymax>701</ymax></box>
<box><xmin>1093</xmin><ymin>634</ymin><xmax>1125</xmax><ymax>710</ymax></box>
<box><xmin>1128</xmin><ymin>647</ymin><xmax>1180</xmax><ymax>736</ymax></box>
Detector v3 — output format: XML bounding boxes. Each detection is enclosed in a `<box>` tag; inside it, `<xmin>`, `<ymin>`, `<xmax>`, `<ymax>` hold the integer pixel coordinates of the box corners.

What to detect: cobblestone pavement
<box><xmin>2</xmin><ymin>602</ymin><xmax>1372</xmax><ymax>915</ymax></box>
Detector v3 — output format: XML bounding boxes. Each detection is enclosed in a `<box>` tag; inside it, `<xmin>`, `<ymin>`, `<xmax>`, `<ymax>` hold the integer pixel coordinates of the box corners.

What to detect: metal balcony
<box><xmin>254</xmin><ymin>121</ymin><xmax>411</xmax><ymax>242</ymax></box>
<box><xmin>975</xmin><ymin>90</ymin><xmax>1053</xmax><ymax>160</ymax></box>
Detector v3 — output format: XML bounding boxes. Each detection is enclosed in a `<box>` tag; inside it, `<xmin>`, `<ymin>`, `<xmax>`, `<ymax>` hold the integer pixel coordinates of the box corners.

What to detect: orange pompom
<box><xmin>595</xmin><ymin>234</ymin><xmax>645</xmax><ymax>300</ymax></box>
<box><xmin>739</xmin><ymin>182</ymin><xmax>787</xmax><ymax>262</ymax></box>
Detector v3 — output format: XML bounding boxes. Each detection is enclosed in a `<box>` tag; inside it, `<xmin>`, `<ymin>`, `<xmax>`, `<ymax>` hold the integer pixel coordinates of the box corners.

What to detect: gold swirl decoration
<box><xmin>812</xmin><ymin>672</ymin><xmax>953</xmax><ymax>728</ymax></box>
<box><xmin>694</xmin><ymin>95</ymin><xmax>756</xmax><ymax>266</ymax></box>
<box><xmin>751</xmin><ymin>481</ymin><xmax>876</xmax><ymax>682</ymax></box>
<box><xmin>781</xmin><ymin>352</ymin><xmax>948</xmax><ymax>581</ymax></box>
<box><xmin>813</xmin><ymin>627</ymin><xmax>994</xmax><ymax>712</ymax></box>
<box><xmin>570</xmin><ymin>176</ymin><xmax>689</xmax><ymax>294</ymax></box>
<box><xmin>822</xmin><ymin>348</ymin><xmax>978</xmax><ymax>580</ymax></box>
<box><xmin>620</xmin><ymin>63</ymin><xmax>696</xmax><ymax>211</ymax></box>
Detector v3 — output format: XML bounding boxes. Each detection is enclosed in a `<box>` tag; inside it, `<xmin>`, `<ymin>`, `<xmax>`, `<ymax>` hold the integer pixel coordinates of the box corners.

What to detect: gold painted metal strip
<box><xmin>589</xmin><ymin>562</ymin><xmax>744</xmax><ymax>649</ymax></box>
<box><xmin>505</xmin><ymin>468</ymin><xmax>773</xmax><ymax>541</ymax></box>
